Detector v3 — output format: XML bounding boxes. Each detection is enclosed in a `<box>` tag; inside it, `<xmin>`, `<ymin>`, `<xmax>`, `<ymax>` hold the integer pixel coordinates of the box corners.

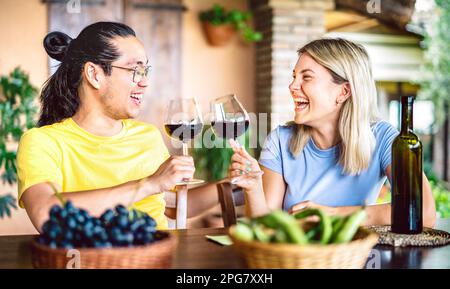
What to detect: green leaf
<box><xmin>228</xmin><ymin>10</ymin><xmax>244</xmax><ymax>23</ymax></box>
<box><xmin>0</xmin><ymin>152</ymin><xmax>4</xmax><ymax>170</ymax></box>
<box><xmin>244</xmin><ymin>30</ymin><xmax>263</xmax><ymax>42</ymax></box>
<box><xmin>0</xmin><ymin>195</ymin><xmax>17</xmax><ymax>219</ymax></box>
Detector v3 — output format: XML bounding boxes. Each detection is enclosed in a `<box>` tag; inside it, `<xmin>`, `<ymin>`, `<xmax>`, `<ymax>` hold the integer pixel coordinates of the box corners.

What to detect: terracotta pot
<box><xmin>202</xmin><ymin>22</ymin><xmax>235</xmax><ymax>46</ymax></box>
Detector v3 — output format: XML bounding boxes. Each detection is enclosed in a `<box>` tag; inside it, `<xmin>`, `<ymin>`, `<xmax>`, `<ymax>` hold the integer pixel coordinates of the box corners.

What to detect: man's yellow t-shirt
<box><xmin>17</xmin><ymin>118</ymin><xmax>170</xmax><ymax>229</ymax></box>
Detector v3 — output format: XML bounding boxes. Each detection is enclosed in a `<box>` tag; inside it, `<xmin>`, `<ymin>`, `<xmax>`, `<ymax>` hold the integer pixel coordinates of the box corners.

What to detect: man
<box><xmin>18</xmin><ymin>22</ymin><xmax>217</xmax><ymax>231</ymax></box>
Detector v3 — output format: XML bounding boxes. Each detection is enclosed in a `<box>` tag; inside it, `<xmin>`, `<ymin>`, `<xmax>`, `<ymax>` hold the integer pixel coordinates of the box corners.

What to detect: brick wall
<box><xmin>251</xmin><ymin>0</ymin><xmax>332</xmax><ymax>129</ymax></box>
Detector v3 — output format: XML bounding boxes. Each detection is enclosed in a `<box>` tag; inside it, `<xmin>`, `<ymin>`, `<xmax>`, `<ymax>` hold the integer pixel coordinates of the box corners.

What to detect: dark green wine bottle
<box><xmin>391</xmin><ymin>96</ymin><xmax>423</xmax><ymax>234</ymax></box>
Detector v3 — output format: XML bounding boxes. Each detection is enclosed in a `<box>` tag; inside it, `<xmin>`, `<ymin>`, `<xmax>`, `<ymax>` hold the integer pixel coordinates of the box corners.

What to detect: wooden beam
<box><xmin>325</xmin><ymin>9</ymin><xmax>369</xmax><ymax>31</ymax></box>
<box><xmin>330</xmin><ymin>18</ymin><xmax>380</xmax><ymax>32</ymax></box>
<box><xmin>336</xmin><ymin>0</ymin><xmax>416</xmax><ymax>30</ymax></box>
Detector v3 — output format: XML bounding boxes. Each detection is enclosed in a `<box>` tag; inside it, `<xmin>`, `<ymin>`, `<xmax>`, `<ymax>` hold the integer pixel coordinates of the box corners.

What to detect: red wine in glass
<box><xmin>164</xmin><ymin>123</ymin><xmax>203</xmax><ymax>142</ymax></box>
<box><xmin>210</xmin><ymin>94</ymin><xmax>250</xmax><ymax>142</ymax></box>
<box><xmin>164</xmin><ymin>98</ymin><xmax>204</xmax><ymax>185</ymax></box>
<box><xmin>210</xmin><ymin>94</ymin><xmax>262</xmax><ymax>183</ymax></box>
<box><xmin>210</xmin><ymin>119</ymin><xmax>250</xmax><ymax>140</ymax></box>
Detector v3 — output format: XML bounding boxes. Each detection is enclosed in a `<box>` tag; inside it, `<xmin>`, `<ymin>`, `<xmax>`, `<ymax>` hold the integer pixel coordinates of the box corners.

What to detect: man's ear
<box><xmin>83</xmin><ymin>62</ymin><xmax>105</xmax><ymax>90</ymax></box>
<box><xmin>337</xmin><ymin>82</ymin><xmax>351</xmax><ymax>104</ymax></box>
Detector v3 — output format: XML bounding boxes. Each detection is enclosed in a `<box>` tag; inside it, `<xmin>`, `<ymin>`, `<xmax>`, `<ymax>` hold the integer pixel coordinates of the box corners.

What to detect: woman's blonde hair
<box><xmin>289</xmin><ymin>38</ymin><xmax>379</xmax><ymax>175</ymax></box>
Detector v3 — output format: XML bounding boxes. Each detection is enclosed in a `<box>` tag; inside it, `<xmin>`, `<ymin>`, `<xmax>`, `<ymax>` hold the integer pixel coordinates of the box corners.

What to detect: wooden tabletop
<box><xmin>1</xmin><ymin>220</ymin><xmax>449</xmax><ymax>269</ymax></box>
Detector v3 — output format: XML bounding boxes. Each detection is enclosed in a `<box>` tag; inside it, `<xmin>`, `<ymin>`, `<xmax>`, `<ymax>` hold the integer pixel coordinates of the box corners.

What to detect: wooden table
<box><xmin>1</xmin><ymin>219</ymin><xmax>449</xmax><ymax>269</ymax></box>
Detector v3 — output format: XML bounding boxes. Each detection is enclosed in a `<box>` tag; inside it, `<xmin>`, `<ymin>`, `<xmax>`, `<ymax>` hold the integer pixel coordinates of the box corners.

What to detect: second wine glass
<box><xmin>210</xmin><ymin>94</ymin><xmax>263</xmax><ymax>183</ymax></box>
<box><xmin>164</xmin><ymin>98</ymin><xmax>204</xmax><ymax>185</ymax></box>
<box><xmin>210</xmin><ymin>94</ymin><xmax>250</xmax><ymax>145</ymax></box>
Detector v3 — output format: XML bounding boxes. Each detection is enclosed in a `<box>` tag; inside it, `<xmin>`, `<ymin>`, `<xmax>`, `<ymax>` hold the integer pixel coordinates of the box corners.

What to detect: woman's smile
<box><xmin>293</xmin><ymin>97</ymin><xmax>309</xmax><ymax>112</ymax></box>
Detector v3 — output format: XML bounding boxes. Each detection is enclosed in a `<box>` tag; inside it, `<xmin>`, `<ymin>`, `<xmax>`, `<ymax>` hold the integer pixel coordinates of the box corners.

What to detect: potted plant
<box><xmin>0</xmin><ymin>67</ymin><xmax>38</xmax><ymax>218</ymax></box>
<box><xmin>199</xmin><ymin>4</ymin><xmax>262</xmax><ymax>46</ymax></box>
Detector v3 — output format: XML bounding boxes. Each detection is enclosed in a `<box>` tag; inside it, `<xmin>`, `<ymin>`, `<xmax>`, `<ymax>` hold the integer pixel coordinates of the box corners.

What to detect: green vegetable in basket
<box><xmin>252</xmin><ymin>223</ymin><xmax>271</xmax><ymax>243</ymax></box>
<box><xmin>330</xmin><ymin>216</ymin><xmax>348</xmax><ymax>242</ymax></box>
<box><xmin>274</xmin><ymin>228</ymin><xmax>288</xmax><ymax>243</ymax></box>
<box><xmin>331</xmin><ymin>209</ymin><xmax>367</xmax><ymax>244</ymax></box>
<box><xmin>232</xmin><ymin>208</ymin><xmax>367</xmax><ymax>245</ymax></box>
<box><xmin>257</xmin><ymin>210</ymin><xmax>308</xmax><ymax>244</ymax></box>
<box><xmin>293</xmin><ymin>208</ymin><xmax>332</xmax><ymax>244</ymax></box>
<box><xmin>233</xmin><ymin>223</ymin><xmax>254</xmax><ymax>242</ymax></box>
<box><xmin>305</xmin><ymin>225</ymin><xmax>321</xmax><ymax>241</ymax></box>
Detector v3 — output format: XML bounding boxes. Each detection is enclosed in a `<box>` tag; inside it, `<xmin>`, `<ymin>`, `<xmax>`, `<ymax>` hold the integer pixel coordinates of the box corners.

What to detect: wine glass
<box><xmin>210</xmin><ymin>94</ymin><xmax>263</xmax><ymax>182</ymax></box>
<box><xmin>210</xmin><ymin>94</ymin><xmax>250</xmax><ymax>145</ymax></box>
<box><xmin>164</xmin><ymin>98</ymin><xmax>204</xmax><ymax>185</ymax></box>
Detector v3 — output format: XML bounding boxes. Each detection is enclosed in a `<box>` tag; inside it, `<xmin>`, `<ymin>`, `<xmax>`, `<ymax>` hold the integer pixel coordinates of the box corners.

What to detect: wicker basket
<box><xmin>31</xmin><ymin>232</ymin><xmax>178</xmax><ymax>269</ymax></box>
<box><xmin>229</xmin><ymin>225</ymin><xmax>379</xmax><ymax>269</ymax></box>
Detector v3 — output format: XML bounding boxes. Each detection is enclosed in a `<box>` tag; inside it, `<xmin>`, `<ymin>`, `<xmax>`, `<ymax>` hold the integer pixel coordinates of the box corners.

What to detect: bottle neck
<box><xmin>400</xmin><ymin>97</ymin><xmax>414</xmax><ymax>133</ymax></box>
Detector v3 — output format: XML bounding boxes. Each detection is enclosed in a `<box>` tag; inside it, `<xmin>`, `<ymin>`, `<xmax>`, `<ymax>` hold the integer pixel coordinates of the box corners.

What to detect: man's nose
<box><xmin>137</xmin><ymin>75</ymin><xmax>150</xmax><ymax>87</ymax></box>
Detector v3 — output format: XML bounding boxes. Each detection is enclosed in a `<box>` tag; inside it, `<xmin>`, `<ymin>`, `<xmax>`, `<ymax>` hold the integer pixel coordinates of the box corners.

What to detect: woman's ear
<box><xmin>83</xmin><ymin>62</ymin><xmax>105</xmax><ymax>90</ymax></box>
<box><xmin>337</xmin><ymin>82</ymin><xmax>351</xmax><ymax>104</ymax></box>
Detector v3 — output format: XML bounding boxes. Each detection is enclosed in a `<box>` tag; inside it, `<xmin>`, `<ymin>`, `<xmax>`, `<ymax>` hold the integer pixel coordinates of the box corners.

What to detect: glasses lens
<box><xmin>133</xmin><ymin>66</ymin><xmax>150</xmax><ymax>83</ymax></box>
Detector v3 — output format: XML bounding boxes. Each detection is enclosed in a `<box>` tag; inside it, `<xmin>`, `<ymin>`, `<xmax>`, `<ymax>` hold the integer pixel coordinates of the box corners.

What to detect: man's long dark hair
<box><xmin>38</xmin><ymin>22</ymin><xmax>136</xmax><ymax>127</ymax></box>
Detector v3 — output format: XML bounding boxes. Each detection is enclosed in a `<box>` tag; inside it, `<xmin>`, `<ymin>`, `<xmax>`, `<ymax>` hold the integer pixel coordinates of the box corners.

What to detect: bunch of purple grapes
<box><xmin>38</xmin><ymin>201</ymin><xmax>168</xmax><ymax>249</ymax></box>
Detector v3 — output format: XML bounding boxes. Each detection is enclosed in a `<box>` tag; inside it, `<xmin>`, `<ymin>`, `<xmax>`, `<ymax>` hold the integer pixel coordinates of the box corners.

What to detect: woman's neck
<box><xmin>309</xmin><ymin>122</ymin><xmax>340</xmax><ymax>150</ymax></box>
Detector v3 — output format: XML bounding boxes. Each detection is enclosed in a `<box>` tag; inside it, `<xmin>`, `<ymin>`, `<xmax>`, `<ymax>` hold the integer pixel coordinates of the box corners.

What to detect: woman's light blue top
<box><xmin>259</xmin><ymin>121</ymin><xmax>399</xmax><ymax>211</ymax></box>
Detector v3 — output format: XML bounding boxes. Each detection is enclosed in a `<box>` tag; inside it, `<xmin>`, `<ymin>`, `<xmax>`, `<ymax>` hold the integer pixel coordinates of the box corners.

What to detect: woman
<box><xmin>229</xmin><ymin>38</ymin><xmax>436</xmax><ymax>227</ymax></box>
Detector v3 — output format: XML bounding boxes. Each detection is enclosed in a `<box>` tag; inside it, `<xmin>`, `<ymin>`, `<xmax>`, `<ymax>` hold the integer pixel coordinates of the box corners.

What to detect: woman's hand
<box><xmin>289</xmin><ymin>200</ymin><xmax>338</xmax><ymax>216</ymax></box>
<box><xmin>227</xmin><ymin>139</ymin><xmax>263</xmax><ymax>193</ymax></box>
<box><xmin>148</xmin><ymin>155</ymin><xmax>195</xmax><ymax>192</ymax></box>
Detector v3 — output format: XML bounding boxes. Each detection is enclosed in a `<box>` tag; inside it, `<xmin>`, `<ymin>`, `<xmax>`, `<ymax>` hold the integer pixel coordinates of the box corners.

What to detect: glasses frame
<box><xmin>111</xmin><ymin>64</ymin><xmax>151</xmax><ymax>83</ymax></box>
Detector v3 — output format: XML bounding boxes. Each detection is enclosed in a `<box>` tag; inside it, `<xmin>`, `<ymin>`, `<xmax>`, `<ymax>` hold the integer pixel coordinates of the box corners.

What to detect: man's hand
<box><xmin>148</xmin><ymin>156</ymin><xmax>195</xmax><ymax>192</ymax></box>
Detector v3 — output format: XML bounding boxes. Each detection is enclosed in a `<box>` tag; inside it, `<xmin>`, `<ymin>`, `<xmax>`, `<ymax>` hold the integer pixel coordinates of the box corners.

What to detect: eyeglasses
<box><xmin>111</xmin><ymin>64</ymin><xmax>151</xmax><ymax>83</ymax></box>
